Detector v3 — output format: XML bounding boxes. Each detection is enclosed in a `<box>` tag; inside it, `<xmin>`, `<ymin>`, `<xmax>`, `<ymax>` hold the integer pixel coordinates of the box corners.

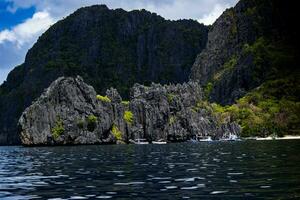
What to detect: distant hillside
<box><xmin>0</xmin><ymin>5</ymin><xmax>208</xmax><ymax>145</ymax></box>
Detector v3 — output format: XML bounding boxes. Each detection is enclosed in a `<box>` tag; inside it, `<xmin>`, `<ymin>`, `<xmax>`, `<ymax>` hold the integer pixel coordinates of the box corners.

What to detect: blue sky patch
<box><xmin>0</xmin><ymin>1</ymin><xmax>35</xmax><ymax>31</ymax></box>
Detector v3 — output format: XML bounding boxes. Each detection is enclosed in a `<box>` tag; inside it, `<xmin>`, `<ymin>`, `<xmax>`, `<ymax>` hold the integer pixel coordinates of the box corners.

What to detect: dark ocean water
<box><xmin>0</xmin><ymin>140</ymin><xmax>300</xmax><ymax>199</ymax></box>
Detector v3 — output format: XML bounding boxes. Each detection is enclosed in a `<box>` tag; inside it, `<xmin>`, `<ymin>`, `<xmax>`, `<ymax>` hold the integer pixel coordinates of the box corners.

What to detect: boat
<box><xmin>187</xmin><ymin>136</ymin><xmax>213</xmax><ymax>143</ymax></box>
<box><xmin>199</xmin><ymin>136</ymin><xmax>213</xmax><ymax>142</ymax></box>
<box><xmin>220</xmin><ymin>134</ymin><xmax>241</xmax><ymax>141</ymax></box>
<box><xmin>134</xmin><ymin>138</ymin><xmax>149</xmax><ymax>144</ymax></box>
<box><xmin>152</xmin><ymin>139</ymin><xmax>167</xmax><ymax>144</ymax></box>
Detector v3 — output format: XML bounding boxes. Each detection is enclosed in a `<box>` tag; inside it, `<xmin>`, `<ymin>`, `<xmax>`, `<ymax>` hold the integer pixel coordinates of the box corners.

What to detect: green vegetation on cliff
<box><xmin>213</xmin><ymin>55</ymin><xmax>238</xmax><ymax>81</ymax></box>
<box><xmin>209</xmin><ymin>77</ymin><xmax>300</xmax><ymax>137</ymax></box>
<box><xmin>111</xmin><ymin>124</ymin><xmax>122</xmax><ymax>141</ymax></box>
<box><xmin>243</xmin><ymin>37</ymin><xmax>295</xmax><ymax>82</ymax></box>
<box><xmin>191</xmin><ymin>0</ymin><xmax>298</xmax><ymax>107</ymax></box>
<box><xmin>51</xmin><ymin>119</ymin><xmax>64</xmax><ymax>139</ymax></box>
<box><xmin>197</xmin><ymin>3</ymin><xmax>298</xmax><ymax>137</ymax></box>
<box><xmin>121</xmin><ymin>101</ymin><xmax>129</xmax><ymax>106</ymax></box>
<box><xmin>97</xmin><ymin>95</ymin><xmax>111</xmax><ymax>103</ymax></box>
<box><xmin>124</xmin><ymin>111</ymin><xmax>134</xmax><ymax>124</ymax></box>
<box><xmin>87</xmin><ymin>115</ymin><xmax>97</xmax><ymax>131</ymax></box>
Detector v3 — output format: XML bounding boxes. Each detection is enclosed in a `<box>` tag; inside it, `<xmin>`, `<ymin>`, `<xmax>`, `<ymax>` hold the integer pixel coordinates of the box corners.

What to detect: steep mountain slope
<box><xmin>0</xmin><ymin>5</ymin><xmax>208</xmax><ymax>145</ymax></box>
<box><xmin>191</xmin><ymin>0</ymin><xmax>299</xmax><ymax>137</ymax></box>
<box><xmin>191</xmin><ymin>0</ymin><xmax>298</xmax><ymax>105</ymax></box>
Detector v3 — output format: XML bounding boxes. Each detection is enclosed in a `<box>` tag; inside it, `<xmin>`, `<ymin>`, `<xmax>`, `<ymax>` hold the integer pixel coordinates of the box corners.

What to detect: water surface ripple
<box><xmin>1</xmin><ymin>140</ymin><xmax>300</xmax><ymax>199</ymax></box>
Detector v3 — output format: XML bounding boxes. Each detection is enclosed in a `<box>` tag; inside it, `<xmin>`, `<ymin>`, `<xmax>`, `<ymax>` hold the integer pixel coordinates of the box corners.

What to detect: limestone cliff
<box><xmin>19</xmin><ymin>76</ymin><xmax>240</xmax><ymax>146</ymax></box>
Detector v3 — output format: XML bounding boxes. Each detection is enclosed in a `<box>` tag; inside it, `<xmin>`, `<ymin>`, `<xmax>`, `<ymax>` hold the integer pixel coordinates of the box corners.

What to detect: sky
<box><xmin>0</xmin><ymin>0</ymin><xmax>238</xmax><ymax>84</ymax></box>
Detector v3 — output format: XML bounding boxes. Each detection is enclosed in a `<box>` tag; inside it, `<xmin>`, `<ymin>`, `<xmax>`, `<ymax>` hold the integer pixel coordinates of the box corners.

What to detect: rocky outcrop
<box><xmin>0</xmin><ymin>5</ymin><xmax>208</xmax><ymax>145</ymax></box>
<box><xmin>19</xmin><ymin>76</ymin><xmax>240</xmax><ymax>146</ymax></box>
<box><xmin>191</xmin><ymin>0</ymin><xmax>297</xmax><ymax>105</ymax></box>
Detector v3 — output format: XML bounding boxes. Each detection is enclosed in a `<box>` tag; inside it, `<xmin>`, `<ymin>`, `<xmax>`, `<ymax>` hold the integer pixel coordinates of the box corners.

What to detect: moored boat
<box><xmin>199</xmin><ymin>136</ymin><xmax>213</xmax><ymax>142</ymax></box>
<box><xmin>220</xmin><ymin>134</ymin><xmax>241</xmax><ymax>141</ymax></box>
<box><xmin>134</xmin><ymin>139</ymin><xmax>149</xmax><ymax>144</ymax></box>
<box><xmin>152</xmin><ymin>139</ymin><xmax>167</xmax><ymax>144</ymax></box>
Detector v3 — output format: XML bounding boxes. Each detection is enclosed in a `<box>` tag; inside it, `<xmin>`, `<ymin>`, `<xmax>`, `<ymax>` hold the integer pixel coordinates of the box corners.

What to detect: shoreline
<box><xmin>1</xmin><ymin>135</ymin><xmax>300</xmax><ymax>147</ymax></box>
<box><xmin>247</xmin><ymin>135</ymin><xmax>300</xmax><ymax>141</ymax></box>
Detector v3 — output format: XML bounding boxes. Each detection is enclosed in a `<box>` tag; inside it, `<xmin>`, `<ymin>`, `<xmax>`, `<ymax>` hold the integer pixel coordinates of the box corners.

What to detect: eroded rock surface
<box><xmin>19</xmin><ymin>76</ymin><xmax>240</xmax><ymax>145</ymax></box>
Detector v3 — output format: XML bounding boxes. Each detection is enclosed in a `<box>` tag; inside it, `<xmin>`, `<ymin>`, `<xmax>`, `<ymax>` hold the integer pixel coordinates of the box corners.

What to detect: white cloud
<box><xmin>198</xmin><ymin>3</ymin><xmax>230</xmax><ymax>25</ymax></box>
<box><xmin>0</xmin><ymin>30</ymin><xmax>16</xmax><ymax>43</ymax></box>
<box><xmin>0</xmin><ymin>11</ymin><xmax>54</xmax><ymax>48</ymax></box>
<box><xmin>0</xmin><ymin>10</ymin><xmax>55</xmax><ymax>84</ymax></box>
<box><xmin>5</xmin><ymin>0</ymin><xmax>238</xmax><ymax>24</ymax></box>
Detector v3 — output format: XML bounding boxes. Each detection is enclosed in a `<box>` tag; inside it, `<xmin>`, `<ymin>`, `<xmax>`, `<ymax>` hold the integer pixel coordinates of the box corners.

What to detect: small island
<box><xmin>19</xmin><ymin>76</ymin><xmax>240</xmax><ymax>146</ymax></box>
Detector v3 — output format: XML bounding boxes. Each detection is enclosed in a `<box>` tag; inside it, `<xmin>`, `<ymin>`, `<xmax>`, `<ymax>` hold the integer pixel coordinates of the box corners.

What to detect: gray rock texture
<box><xmin>19</xmin><ymin>76</ymin><xmax>240</xmax><ymax>146</ymax></box>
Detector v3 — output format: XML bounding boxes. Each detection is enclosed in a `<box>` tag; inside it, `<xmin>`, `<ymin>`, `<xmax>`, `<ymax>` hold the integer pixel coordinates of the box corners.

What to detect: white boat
<box><xmin>152</xmin><ymin>140</ymin><xmax>167</xmax><ymax>144</ymax></box>
<box><xmin>135</xmin><ymin>139</ymin><xmax>149</xmax><ymax>144</ymax></box>
<box><xmin>220</xmin><ymin>134</ymin><xmax>241</xmax><ymax>141</ymax></box>
<box><xmin>199</xmin><ymin>136</ymin><xmax>213</xmax><ymax>142</ymax></box>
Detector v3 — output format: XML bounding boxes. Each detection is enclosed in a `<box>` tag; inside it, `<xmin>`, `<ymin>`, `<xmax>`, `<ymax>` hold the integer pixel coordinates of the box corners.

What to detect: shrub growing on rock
<box><xmin>121</xmin><ymin>101</ymin><xmax>130</xmax><ymax>106</ymax></box>
<box><xmin>167</xmin><ymin>93</ymin><xmax>176</xmax><ymax>102</ymax></box>
<box><xmin>51</xmin><ymin>119</ymin><xmax>64</xmax><ymax>139</ymax></box>
<box><xmin>111</xmin><ymin>124</ymin><xmax>122</xmax><ymax>141</ymax></box>
<box><xmin>96</xmin><ymin>95</ymin><xmax>111</xmax><ymax>103</ymax></box>
<box><xmin>87</xmin><ymin>115</ymin><xmax>97</xmax><ymax>131</ymax></box>
<box><xmin>169</xmin><ymin>116</ymin><xmax>176</xmax><ymax>125</ymax></box>
<box><xmin>124</xmin><ymin>111</ymin><xmax>134</xmax><ymax>124</ymax></box>
<box><xmin>204</xmin><ymin>82</ymin><xmax>213</xmax><ymax>98</ymax></box>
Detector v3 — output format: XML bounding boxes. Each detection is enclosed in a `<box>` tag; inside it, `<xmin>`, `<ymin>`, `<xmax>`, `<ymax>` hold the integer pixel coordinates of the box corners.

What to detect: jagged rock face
<box><xmin>0</xmin><ymin>5</ymin><xmax>208</xmax><ymax>145</ymax></box>
<box><xmin>191</xmin><ymin>0</ymin><xmax>297</xmax><ymax>105</ymax></box>
<box><xmin>19</xmin><ymin>76</ymin><xmax>123</xmax><ymax>145</ymax></box>
<box><xmin>19</xmin><ymin>77</ymin><xmax>240</xmax><ymax>146</ymax></box>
